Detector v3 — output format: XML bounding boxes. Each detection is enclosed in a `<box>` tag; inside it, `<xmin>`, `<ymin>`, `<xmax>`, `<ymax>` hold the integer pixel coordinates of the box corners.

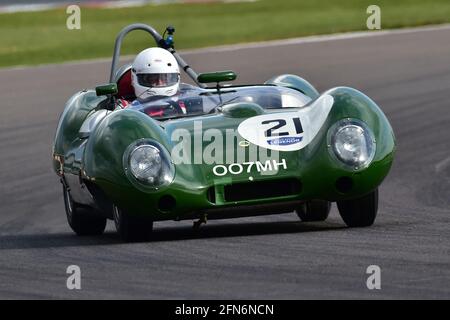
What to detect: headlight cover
<box><xmin>327</xmin><ymin>119</ymin><xmax>376</xmax><ymax>170</ymax></box>
<box><xmin>123</xmin><ymin>139</ymin><xmax>174</xmax><ymax>191</ymax></box>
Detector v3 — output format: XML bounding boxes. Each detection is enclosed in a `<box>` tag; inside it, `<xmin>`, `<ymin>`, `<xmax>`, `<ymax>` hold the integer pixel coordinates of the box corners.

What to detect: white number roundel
<box><xmin>237</xmin><ymin>94</ymin><xmax>334</xmax><ymax>151</ymax></box>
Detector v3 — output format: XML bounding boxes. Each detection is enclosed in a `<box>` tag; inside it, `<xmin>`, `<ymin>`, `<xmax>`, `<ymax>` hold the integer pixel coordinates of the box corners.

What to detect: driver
<box><xmin>116</xmin><ymin>47</ymin><xmax>186</xmax><ymax>116</ymax></box>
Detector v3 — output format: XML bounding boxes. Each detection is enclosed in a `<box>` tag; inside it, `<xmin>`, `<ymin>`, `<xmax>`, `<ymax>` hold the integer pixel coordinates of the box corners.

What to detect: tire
<box><xmin>113</xmin><ymin>205</ymin><xmax>153</xmax><ymax>242</ymax></box>
<box><xmin>63</xmin><ymin>185</ymin><xmax>107</xmax><ymax>236</ymax></box>
<box><xmin>337</xmin><ymin>189</ymin><xmax>378</xmax><ymax>227</ymax></box>
<box><xmin>295</xmin><ymin>200</ymin><xmax>331</xmax><ymax>222</ymax></box>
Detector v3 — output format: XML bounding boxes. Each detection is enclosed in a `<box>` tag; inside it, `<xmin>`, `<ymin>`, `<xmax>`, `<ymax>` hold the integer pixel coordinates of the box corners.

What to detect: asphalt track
<box><xmin>0</xmin><ymin>26</ymin><xmax>450</xmax><ymax>299</ymax></box>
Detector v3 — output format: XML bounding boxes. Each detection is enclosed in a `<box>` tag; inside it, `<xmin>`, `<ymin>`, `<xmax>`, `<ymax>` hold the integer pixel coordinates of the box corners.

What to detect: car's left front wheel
<box><xmin>336</xmin><ymin>189</ymin><xmax>378</xmax><ymax>227</ymax></box>
<box><xmin>113</xmin><ymin>205</ymin><xmax>154</xmax><ymax>242</ymax></box>
<box><xmin>295</xmin><ymin>200</ymin><xmax>331</xmax><ymax>222</ymax></box>
<box><xmin>63</xmin><ymin>185</ymin><xmax>107</xmax><ymax>236</ymax></box>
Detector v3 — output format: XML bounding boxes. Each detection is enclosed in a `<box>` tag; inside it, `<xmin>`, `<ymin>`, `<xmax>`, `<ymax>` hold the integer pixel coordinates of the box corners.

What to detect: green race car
<box><xmin>52</xmin><ymin>24</ymin><xmax>396</xmax><ymax>241</ymax></box>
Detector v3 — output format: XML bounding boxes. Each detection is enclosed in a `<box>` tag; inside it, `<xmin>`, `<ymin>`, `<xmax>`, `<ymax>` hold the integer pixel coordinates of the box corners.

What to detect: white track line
<box><xmin>0</xmin><ymin>0</ymin><xmax>258</xmax><ymax>14</ymax></box>
<box><xmin>0</xmin><ymin>1</ymin><xmax>169</xmax><ymax>13</ymax></box>
<box><xmin>435</xmin><ymin>156</ymin><xmax>450</xmax><ymax>173</ymax></box>
<box><xmin>3</xmin><ymin>23</ymin><xmax>450</xmax><ymax>71</ymax></box>
<box><xmin>182</xmin><ymin>23</ymin><xmax>450</xmax><ymax>54</ymax></box>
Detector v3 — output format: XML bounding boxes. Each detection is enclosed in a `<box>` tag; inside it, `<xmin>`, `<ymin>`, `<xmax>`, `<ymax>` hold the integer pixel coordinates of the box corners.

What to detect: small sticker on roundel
<box><xmin>237</xmin><ymin>94</ymin><xmax>334</xmax><ymax>151</ymax></box>
<box><xmin>267</xmin><ymin>136</ymin><xmax>303</xmax><ymax>146</ymax></box>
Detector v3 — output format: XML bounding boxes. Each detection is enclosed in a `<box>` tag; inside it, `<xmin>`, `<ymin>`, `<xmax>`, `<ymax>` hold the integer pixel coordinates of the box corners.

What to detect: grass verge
<box><xmin>1</xmin><ymin>0</ymin><xmax>450</xmax><ymax>68</ymax></box>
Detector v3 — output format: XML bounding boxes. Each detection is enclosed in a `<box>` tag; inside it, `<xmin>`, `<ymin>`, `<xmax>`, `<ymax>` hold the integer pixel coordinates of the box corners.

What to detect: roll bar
<box><xmin>109</xmin><ymin>23</ymin><xmax>205</xmax><ymax>88</ymax></box>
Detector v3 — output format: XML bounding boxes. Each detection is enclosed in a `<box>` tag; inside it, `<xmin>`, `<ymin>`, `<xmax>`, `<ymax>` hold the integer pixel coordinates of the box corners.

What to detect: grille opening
<box><xmin>224</xmin><ymin>178</ymin><xmax>301</xmax><ymax>202</ymax></box>
<box><xmin>336</xmin><ymin>176</ymin><xmax>353</xmax><ymax>193</ymax></box>
<box><xmin>158</xmin><ymin>195</ymin><xmax>176</xmax><ymax>212</ymax></box>
<box><xmin>207</xmin><ymin>187</ymin><xmax>216</xmax><ymax>204</ymax></box>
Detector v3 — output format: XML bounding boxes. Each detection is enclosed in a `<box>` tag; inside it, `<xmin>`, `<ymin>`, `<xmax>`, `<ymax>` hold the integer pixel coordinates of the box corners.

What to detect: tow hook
<box><xmin>193</xmin><ymin>214</ymin><xmax>207</xmax><ymax>229</ymax></box>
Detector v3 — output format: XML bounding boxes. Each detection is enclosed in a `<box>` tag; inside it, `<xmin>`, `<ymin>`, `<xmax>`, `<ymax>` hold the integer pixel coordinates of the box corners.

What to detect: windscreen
<box><xmin>129</xmin><ymin>85</ymin><xmax>312</xmax><ymax>120</ymax></box>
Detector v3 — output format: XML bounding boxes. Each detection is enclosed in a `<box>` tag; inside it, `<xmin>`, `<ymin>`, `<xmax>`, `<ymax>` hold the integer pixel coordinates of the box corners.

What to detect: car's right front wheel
<box><xmin>337</xmin><ymin>189</ymin><xmax>378</xmax><ymax>227</ymax></box>
<box><xmin>113</xmin><ymin>205</ymin><xmax>153</xmax><ymax>242</ymax></box>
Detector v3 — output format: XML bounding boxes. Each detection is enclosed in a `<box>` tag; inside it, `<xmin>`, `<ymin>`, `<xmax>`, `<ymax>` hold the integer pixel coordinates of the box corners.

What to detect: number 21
<box><xmin>262</xmin><ymin>117</ymin><xmax>303</xmax><ymax>137</ymax></box>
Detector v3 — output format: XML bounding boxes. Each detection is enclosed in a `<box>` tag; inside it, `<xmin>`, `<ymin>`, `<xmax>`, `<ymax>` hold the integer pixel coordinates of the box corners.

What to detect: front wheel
<box><xmin>295</xmin><ymin>200</ymin><xmax>331</xmax><ymax>222</ymax></box>
<box><xmin>337</xmin><ymin>189</ymin><xmax>378</xmax><ymax>227</ymax></box>
<box><xmin>113</xmin><ymin>205</ymin><xmax>153</xmax><ymax>242</ymax></box>
<box><xmin>63</xmin><ymin>185</ymin><xmax>107</xmax><ymax>236</ymax></box>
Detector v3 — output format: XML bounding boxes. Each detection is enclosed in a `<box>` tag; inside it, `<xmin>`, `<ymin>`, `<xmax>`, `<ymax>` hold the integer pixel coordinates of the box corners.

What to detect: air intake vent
<box><xmin>207</xmin><ymin>187</ymin><xmax>216</xmax><ymax>204</ymax></box>
<box><xmin>224</xmin><ymin>178</ymin><xmax>301</xmax><ymax>202</ymax></box>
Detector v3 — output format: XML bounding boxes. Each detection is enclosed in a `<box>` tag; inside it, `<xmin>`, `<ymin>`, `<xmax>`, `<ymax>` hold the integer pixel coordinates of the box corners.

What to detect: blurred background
<box><xmin>1</xmin><ymin>0</ymin><xmax>450</xmax><ymax>68</ymax></box>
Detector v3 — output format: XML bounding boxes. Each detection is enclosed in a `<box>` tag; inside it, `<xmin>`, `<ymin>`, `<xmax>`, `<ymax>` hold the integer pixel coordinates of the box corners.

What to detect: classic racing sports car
<box><xmin>52</xmin><ymin>24</ymin><xmax>396</xmax><ymax>241</ymax></box>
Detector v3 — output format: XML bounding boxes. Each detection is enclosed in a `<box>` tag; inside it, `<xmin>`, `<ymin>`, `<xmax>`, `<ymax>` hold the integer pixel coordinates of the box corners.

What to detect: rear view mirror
<box><xmin>95</xmin><ymin>83</ymin><xmax>118</xmax><ymax>96</ymax></box>
<box><xmin>197</xmin><ymin>70</ymin><xmax>237</xmax><ymax>84</ymax></box>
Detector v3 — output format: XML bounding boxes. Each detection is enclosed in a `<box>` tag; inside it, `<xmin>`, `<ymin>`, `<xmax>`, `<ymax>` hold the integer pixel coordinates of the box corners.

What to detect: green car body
<box><xmin>52</xmin><ymin>24</ymin><xmax>395</xmax><ymax>240</ymax></box>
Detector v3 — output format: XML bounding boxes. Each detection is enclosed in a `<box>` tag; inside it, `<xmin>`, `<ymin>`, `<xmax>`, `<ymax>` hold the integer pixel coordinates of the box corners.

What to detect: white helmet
<box><xmin>131</xmin><ymin>47</ymin><xmax>180</xmax><ymax>100</ymax></box>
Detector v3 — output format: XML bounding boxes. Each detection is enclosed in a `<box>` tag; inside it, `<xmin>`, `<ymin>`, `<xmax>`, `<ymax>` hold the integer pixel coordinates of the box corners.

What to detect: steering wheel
<box><xmin>142</xmin><ymin>98</ymin><xmax>185</xmax><ymax>118</ymax></box>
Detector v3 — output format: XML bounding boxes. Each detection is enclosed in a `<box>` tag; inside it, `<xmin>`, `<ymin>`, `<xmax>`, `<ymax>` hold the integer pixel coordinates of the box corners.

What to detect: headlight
<box><xmin>123</xmin><ymin>139</ymin><xmax>174</xmax><ymax>190</ymax></box>
<box><xmin>129</xmin><ymin>145</ymin><xmax>162</xmax><ymax>183</ymax></box>
<box><xmin>328</xmin><ymin>119</ymin><xmax>376</xmax><ymax>170</ymax></box>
